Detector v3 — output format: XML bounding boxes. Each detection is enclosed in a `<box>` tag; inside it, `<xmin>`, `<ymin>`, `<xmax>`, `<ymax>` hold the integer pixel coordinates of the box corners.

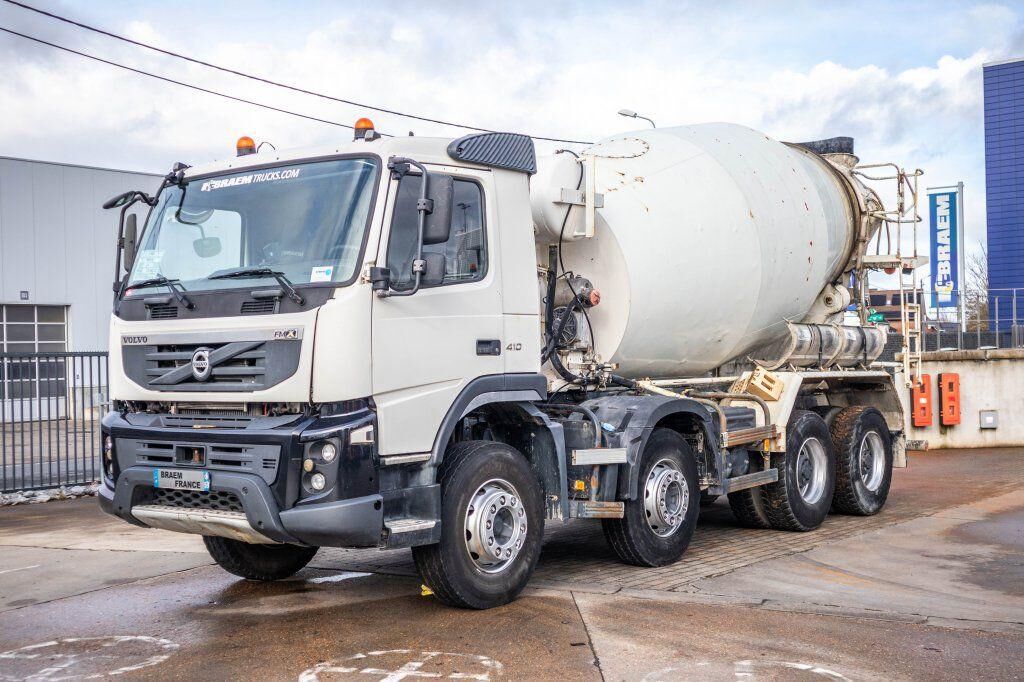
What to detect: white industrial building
<box><xmin>0</xmin><ymin>156</ymin><xmax>159</xmax><ymax>355</ymax></box>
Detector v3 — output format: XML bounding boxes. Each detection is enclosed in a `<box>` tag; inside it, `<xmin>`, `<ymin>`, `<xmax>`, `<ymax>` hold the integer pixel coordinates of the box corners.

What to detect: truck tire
<box><xmin>764</xmin><ymin>410</ymin><xmax>836</xmax><ymax>531</ymax></box>
<box><xmin>603</xmin><ymin>428</ymin><xmax>699</xmax><ymax>567</ymax></box>
<box><xmin>203</xmin><ymin>536</ymin><xmax>318</xmax><ymax>581</ymax></box>
<box><xmin>412</xmin><ymin>440</ymin><xmax>544</xmax><ymax>609</ymax></box>
<box><xmin>728</xmin><ymin>486</ymin><xmax>771</xmax><ymax>529</ymax></box>
<box><xmin>830</xmin><ymin>407</ymin><xmax>893</xmax><ymax>515</ymax></box>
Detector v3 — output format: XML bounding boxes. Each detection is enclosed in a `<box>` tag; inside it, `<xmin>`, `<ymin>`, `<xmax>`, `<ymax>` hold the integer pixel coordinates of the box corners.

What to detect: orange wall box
<box><xmin>911</xmin><ymin>374</ymin><xmax>933</xmax><ymax>427</ymax></box>
<box><xmin>938</xmin><ymin>373</ymin><xmax>961</xmax><ymax>426</ymax></box>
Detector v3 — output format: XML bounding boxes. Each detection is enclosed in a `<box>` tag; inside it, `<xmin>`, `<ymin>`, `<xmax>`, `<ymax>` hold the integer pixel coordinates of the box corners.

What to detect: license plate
<box><xmin>153</xmin><ymin>468</ymin><xmax>210</xmax><ymax>491</ymax></box>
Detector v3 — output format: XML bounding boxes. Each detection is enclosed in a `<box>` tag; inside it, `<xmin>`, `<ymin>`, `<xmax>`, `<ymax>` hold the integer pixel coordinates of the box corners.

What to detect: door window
<box><xmin>386</xmin><ymin>176</ymin><xmax>486</xmax><ymax>289</ymax></box>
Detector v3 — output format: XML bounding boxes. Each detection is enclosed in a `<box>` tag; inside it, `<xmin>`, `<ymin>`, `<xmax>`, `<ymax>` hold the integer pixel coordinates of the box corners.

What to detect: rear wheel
<box><xmin>728</xmin><ymin>486</ymin><xmax>771</xmax><ymax>529</ymax></box>
<box><xmin>764</xmin><ymin>410</ymin><xmax>836</xmax><ymax>531</ymax></box>
<box><xmin>830</xmin><ymin>407</ymin><xmax>893</xmax><ymax>515</ymax></box>
<box><xmin>203</xmin><ymin>536</ymin><xmax>318</xmax><ymax>581</ymax></box>
<box><xmin>412</xmin><ymin>441</ymin><xmax>544</xmax><ymax>609</ymax></box>
<box><xmin>603</xmin><ymin>428</ymin><xmax>699</xmax><ymax>567</ymax></box>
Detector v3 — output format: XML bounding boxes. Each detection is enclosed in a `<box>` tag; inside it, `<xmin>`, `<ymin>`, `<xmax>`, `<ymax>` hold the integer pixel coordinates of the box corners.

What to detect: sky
<box><xmin>0</xmin><ymin>0</ymin><xmax>1020</xmax><ymax>268</ymax></box>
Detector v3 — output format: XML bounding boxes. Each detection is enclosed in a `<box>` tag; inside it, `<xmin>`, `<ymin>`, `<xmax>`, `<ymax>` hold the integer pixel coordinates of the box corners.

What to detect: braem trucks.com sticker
<box><xmin>200</xmin><ymin>168</ymin><xmax>301</xmax><ymax>191</ymax></box>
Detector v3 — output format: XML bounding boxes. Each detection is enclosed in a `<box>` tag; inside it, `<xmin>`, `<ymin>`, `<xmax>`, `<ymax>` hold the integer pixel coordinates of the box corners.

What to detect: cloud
<box><xmin>0</xmin><ymin>0</ymin><xmax>1016</xmax><ymax>266</ymax></box>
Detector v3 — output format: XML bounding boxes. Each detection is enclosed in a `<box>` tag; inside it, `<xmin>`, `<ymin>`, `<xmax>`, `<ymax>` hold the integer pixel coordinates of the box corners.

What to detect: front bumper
<box><xmin>99</xmin><ymin>407</ymin><xmax>384</xmax><ymax>548</ymax></box>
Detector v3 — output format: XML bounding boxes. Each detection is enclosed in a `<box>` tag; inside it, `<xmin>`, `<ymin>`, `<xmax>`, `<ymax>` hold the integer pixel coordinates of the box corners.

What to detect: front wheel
<box><xmin>203</xmin><ymin>536</ymin><xmax>318</xmax><ymax>581</ymax></box>
<box><xmin>603</xmin><ymin>428</ymin><xmax>700</xmax><ymax>567</ymax></box>
<box><xmin>412</xmin><ymin>441</ymin><xmax>544</xmax><ymax>609</ymax></box>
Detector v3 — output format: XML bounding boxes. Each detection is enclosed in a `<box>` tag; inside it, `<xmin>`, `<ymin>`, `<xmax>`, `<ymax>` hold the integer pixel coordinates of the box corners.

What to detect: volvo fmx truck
<box><xmin>100</xmin><ymin>121</ymin><xmax>911</xmax><ymax>608</ymax></box>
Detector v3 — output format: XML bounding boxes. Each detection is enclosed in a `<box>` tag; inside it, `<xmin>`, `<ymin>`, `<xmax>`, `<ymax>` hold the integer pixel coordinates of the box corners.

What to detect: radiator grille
<box><xmin>153</xmin><ymin>489</ymin><xmax>243</xmax><ymax>512</ymax></box>
<box><xmin>145</xmin><ymin>342</ymin><xmax>266</xmax><ymax>390</ymax></box>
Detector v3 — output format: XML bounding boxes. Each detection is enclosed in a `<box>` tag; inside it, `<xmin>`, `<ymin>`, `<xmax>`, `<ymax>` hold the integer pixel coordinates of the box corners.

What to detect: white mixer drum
<box><xmin>532</xmin><ymin>123</ymin><xmax>862</xmax><ymax>377</ymax></box>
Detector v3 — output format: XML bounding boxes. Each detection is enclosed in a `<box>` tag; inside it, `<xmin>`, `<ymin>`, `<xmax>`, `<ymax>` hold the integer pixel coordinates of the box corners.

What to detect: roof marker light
<box><xmin>354</xmin><ymin>118</ymin><xmax>379</xmax><ymax>141</ymax></box>
<box><xmin>236</xmin><ymin>136</ymin><xmax>256</xmax><ymax>156</ymax></box>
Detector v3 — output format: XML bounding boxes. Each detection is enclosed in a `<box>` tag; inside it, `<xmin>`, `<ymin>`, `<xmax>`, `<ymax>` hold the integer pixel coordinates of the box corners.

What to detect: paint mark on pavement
<box><xmin>309</xmin><ymin>571</ymin><xmax>372</xmax><ymax>585</ymax></box>
<box><xmin>299</xmin><ymin>650</ymin><xmax>503</xmax><ymax>681</ymax></box>
<box><xmin>0</xmin><ymin>635</ymin><xmax>178</xmax><ymax>680</ymax></box>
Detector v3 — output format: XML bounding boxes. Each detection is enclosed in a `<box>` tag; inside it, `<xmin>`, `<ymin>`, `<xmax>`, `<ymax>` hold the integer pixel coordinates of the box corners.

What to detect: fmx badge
<box><xmin>274</xmin><ymin>328</ymin><xmax>299</xmax><ymax>340</ymax></box>
<box><xmin>929</xmin><ymin>188</ymin><xmax>961</xmax><ymax>309</ymax></box>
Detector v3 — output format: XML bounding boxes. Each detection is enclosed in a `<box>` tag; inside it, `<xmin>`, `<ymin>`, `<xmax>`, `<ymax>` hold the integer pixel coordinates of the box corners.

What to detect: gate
<box><xmin>1</xmin><ymin>352</ymin><xmax>108</xmax><ymax>492</ymax></box>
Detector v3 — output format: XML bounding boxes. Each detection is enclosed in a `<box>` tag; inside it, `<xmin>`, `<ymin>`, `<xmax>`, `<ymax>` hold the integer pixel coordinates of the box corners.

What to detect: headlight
<box><xmin>320</xmin><ymin>442</ymin><xmax>337</xmax><ymax>463</ymax></box>
<box><xmin>310</xmin><ymin>472</ymin><xmax>327</xmax><ymax>491</ymax></box>
<box><xmin>103</xmin><ymin>436</ymin><xmax>114</xmax><ymax>477</ymax></box>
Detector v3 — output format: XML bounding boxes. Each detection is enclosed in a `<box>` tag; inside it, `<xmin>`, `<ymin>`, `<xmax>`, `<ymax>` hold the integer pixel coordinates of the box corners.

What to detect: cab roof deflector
<box><xmin>446</xmin><ymin>133</ymin><xmax>537</xmax><ymax>174</ymax></box>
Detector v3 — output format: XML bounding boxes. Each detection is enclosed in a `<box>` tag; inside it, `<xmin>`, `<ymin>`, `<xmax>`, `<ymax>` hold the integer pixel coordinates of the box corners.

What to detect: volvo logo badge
<box><xmin>191</xmin><ymin>348</ymin><xmax>212</xmax><ymax>382</ymax></box>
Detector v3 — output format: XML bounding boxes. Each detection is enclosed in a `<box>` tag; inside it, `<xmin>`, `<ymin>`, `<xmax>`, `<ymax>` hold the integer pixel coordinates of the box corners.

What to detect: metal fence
<box><xmin>1</xmin><ymin>352</ymin><xmax>108</xmax><ymax>493</ymax></box>
<box><xmin>874</xmin><ymin>287</ymin><xmax>1024</xmax><ymax>352</ymax></box>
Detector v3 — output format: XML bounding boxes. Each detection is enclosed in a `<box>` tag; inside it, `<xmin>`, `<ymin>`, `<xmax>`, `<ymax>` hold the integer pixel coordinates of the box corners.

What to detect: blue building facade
<box><xmin>984</xmin><ymin>58</ymin><xmax>1024</xmax><ymax>322</ymax></box>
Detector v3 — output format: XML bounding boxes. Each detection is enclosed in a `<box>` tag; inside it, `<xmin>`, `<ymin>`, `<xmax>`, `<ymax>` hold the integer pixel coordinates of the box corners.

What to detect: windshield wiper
<box><xmin>208</xmin><ymin>267</ymin><xmax>305</xmax><ymax>306</ymax></box>
<box><xmin>126</xmin><ymin>275</ymin><xmax>195</xmax><ymax>310</ymax></box>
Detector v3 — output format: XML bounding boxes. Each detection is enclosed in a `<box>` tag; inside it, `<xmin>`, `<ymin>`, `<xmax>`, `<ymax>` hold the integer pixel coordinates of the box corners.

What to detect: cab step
<box><xmin>383</xmin><ymin>517</ymin><xmax>440</xmax><ymax>549</ymax></box>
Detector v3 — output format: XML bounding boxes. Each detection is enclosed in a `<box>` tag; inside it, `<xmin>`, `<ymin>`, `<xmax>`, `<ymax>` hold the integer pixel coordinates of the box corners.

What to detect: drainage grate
<box><xmin>153</xmin><ymin>488</ymin><xmax>243</xmax><ymax>513</ymax></box>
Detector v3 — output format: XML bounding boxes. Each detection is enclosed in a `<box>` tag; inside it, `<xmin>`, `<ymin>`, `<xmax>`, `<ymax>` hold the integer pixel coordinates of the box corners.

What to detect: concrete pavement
<box><xmin>1</xmin><ymin>449</ymin><xmax>1022</xmax><ymax>680</ymax></box>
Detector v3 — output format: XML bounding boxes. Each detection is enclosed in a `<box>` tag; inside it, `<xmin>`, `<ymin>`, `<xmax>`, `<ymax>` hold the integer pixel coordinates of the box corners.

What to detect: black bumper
<box><xmin>99</xmin><ymin>408</ymin><xmax>384</xmax><ymax>548</ymax></box>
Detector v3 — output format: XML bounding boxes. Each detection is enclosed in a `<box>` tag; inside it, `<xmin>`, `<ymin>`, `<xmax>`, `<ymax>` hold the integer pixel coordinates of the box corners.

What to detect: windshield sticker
<box><xmin>133</xmin><ymin>250</ymin><xmax>164</xmax><ymax>279</ymax></box>
<box><xmin>310</xmin><ymin>266</ymin><xmax>334</xmax><ymax>282</ymax></box>
<box><xmin>200</xmin><ymin>168</ymin><xmax>301</xmax><ymax>192</ymax></box>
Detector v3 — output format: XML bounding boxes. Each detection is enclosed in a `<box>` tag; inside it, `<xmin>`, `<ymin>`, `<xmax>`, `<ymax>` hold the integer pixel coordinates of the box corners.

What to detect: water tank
<box><xmin>532</xmin><ymin>123</ymin><xmax>869</xmax><ymax>377</ymax></box>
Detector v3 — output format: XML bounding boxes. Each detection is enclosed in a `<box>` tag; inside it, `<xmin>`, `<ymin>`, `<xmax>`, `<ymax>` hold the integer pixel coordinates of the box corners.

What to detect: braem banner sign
<box><xmin>929</xmin><ymin>190</ymin><xmax>960</xmax><ymax>309</ymax></box>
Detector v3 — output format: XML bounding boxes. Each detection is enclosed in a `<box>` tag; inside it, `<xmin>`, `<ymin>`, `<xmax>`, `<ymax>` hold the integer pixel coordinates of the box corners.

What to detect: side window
<box><xmin>386</xmin><ymin>175</ymin><xmax>486</xmax><ymax>288</ymax></box>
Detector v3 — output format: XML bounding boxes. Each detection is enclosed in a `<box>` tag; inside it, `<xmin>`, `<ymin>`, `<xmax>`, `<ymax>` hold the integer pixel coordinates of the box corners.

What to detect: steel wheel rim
<box><xmin>643</xmin><ymin>458</ymin><xmax>688</xmax><ymax>537</ymax></box>
<box><xmin>796</xmin><ymin>437</ymin><xmax>828</xmax><ymax>504</ymax></box>
<box><xmin>859</xmin><ymin>431</ymin><xmax>885</xmax><ymax>492</ymax></box>
<box><xmin>463</xmin><ymin>478</ymin><xmax>526</xmax><ymax>574</ymax></box>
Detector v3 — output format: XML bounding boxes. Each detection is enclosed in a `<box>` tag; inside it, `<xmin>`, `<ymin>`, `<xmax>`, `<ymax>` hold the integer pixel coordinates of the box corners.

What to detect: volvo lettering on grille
<box><xmin>190</xmin><ymin>348</ymin><xmax>213</xmax><ymax>381</ymax></box>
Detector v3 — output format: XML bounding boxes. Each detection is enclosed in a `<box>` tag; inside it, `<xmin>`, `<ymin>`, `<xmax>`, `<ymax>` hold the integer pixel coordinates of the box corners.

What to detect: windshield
<box><xmin>125</xmin><ymin>157</ymin><xmax>378</xmax><ymax>295</ymax></box>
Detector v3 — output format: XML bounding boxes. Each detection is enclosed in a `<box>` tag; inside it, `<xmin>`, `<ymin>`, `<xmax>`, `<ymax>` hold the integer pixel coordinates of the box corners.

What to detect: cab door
<box><xmin>371</xmin><ymin>166</ymin><xmax>502</xmax><ymax>457</ymax></box>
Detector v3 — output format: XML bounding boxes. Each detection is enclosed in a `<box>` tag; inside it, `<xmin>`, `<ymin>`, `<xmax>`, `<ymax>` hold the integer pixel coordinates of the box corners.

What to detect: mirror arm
<box><xmin>112</xmin><ymin>203</ymin><xmax>131</xmax><ymax>293</ymax></box>
<box><xmin>379</xmin><ymin>157</ymin><xmax>431</xmax><ymax>298</ymax></box>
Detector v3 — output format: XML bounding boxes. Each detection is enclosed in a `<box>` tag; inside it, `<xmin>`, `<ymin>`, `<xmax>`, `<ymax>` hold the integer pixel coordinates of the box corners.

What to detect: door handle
<box><xmin>476</xmin><ymin>339</ymin><xmax>501</xmax><ymax>356</ymax></box>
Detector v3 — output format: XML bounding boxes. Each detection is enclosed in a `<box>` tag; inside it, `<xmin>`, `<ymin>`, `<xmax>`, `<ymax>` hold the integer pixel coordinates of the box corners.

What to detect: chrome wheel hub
<box><xmin>644</xmin><ymin>458</ymin><xmax>688</xmax><ymax>537</ymax></box>
<box><xmin>464</xmin><ymin>478</ymin><xmax>526</xmax><ymax>574</ymax></box>
<box><xmin>858</xmin><ymin>431</ymin><xmax>885</xmax><ymax>492</ymax></box>
<box><xmin>796</xmin><ymin>437</ymin><xmax>828</xmax><ymax>504</ymax></box>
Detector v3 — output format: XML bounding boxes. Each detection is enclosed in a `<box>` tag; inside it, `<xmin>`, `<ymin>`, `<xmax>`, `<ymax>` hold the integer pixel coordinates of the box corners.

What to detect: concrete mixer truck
<box><xmin>98</xmin><ymin>119</ymin><xmax>909</xmax><ymax>609</ymax></box>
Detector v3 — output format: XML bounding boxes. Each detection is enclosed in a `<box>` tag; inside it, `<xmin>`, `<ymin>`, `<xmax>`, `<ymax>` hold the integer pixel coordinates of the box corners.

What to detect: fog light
<box><xmin>310</xmin><ymin>472</ymin><xmax>326</xmax><ymax>490</ymax></box>
<box><xmin>104</xmin><ymin>436</ymin><xmax>113</xmax><ymax>457</ymax></box>
<box><xmin>303</xmin><ymin>458</ymin><xmax>315</xmax><ymax>473</ymax></box>
<box><xmin>321</xmin><ymin>442</ymin><xmax>337</xmax><ymax>463</ymax></box>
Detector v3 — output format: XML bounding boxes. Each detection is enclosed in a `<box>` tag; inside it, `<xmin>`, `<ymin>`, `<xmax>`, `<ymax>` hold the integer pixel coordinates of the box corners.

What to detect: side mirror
<box><xmin>421</xmin><ymin>253</ymin><xmax>447</xmax><ymax>287</ymax></box>
<box><xmin>422</xmin><ymin>173</ymin><xmax>453</xmax><ymax>245</ymax></box>
<box><xmin>103</xmin><ymin>190</ymin><xmax>136</xmax><ymax>210</ymax></box>
<box><xmin>193</xmin><ymin>236</ymin><xmax>222</xmax><ymax>258</ymax></box>
<box><xmin>123</xmin><ymin>214</ymin><xmax>138</xmax><ymax>272</ymax></box>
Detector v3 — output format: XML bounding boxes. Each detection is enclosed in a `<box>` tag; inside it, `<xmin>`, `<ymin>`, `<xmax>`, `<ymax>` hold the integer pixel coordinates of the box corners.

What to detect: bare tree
<box><xmin>963</xmin><ymin>244</ymin><xmax>988</xmax><ymax>331</ymax></box>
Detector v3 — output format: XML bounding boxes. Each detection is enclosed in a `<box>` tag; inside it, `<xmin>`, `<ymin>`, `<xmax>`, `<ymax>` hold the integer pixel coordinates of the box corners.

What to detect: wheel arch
<box><xmin>430</xmin><ymin>373</ymin><xmax>569</xmax><ymax>519</ymax></box>
<box><xmin>583</xmin><ymin>395</ymin><xmax>718</xmax><ymax>501</ymax></box>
